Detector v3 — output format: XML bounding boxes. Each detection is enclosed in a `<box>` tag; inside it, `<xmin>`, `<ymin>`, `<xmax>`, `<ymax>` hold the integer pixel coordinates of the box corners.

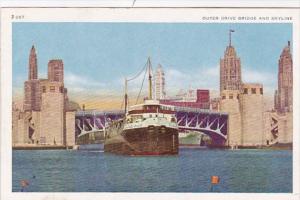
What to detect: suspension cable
<box><xmin>123</xmin><ymin>58</ymin><xmax>150</xmax><ymax>108</ymax></box>
<box><xmin>127</xmin><ymin>61</ymin><xmax>148</xmax><ymax>82</ymax></box>
<box><xmin>135</xmin><ymin>65</ymin><xmax>148</xmax><ymax>104</ymax></box>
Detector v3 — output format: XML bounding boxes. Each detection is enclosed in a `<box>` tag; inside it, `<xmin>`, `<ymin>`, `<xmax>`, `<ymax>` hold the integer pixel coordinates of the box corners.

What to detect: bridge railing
<box><xmin>173</xmin><ymin>106</ymin><xmax>228</xmax><ymax>115</ymax></box>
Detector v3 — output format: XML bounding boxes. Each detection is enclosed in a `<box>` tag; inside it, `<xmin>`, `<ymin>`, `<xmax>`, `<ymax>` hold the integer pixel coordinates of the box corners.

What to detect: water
<box><xmin>12</xmin><ymin>149</ymin><xmax>292</xmax><ymax>192</ymax></box>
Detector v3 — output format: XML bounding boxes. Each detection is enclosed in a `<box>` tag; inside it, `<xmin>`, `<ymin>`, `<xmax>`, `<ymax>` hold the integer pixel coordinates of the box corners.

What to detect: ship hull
<box><xmin>104</xmin><ymin>126</ymin><xmax>179</xmax><ymax>155</ymax></box>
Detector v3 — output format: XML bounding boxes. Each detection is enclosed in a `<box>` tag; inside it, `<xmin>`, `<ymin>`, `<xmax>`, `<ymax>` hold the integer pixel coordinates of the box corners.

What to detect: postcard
<box><xmin>0</xmin><ymin>6</ymin><xmax>299</xmax><ymax>200</ymax></box>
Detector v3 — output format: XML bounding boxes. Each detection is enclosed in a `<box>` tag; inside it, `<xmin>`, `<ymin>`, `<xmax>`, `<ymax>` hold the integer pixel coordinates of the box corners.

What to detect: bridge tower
<box><xmin>277</xmin><ymin>112</ymin><xmax>293</xmax><ymax>144</ymax></box>
<box><xmin>240</xmin><ymin>83</ymin><xmax>265</xmax><ymax>146</ymax></box>
<box><xmin>40</xmin><ymin>82</ymin><xmax>65</xmax><ymax>145</ymax></box>
<box><xmin>220</xmin><ymin>90</ymin><xmax>242</xmax><ymax>146</ymax></box>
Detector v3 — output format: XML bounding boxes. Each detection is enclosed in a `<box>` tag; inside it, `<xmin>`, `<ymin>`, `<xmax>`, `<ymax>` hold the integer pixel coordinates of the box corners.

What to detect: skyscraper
<box><xmin>154</xmin><ymin>64</ymin><xmax>166</xmax><ymax>100</ymax></box>
<box><xmin>48</xmin><ymin>59</ymin><xmax>64</xmax><ymax>82</ymax></box>
<box><xmin>29</xmin><ymin>45</ymin><xmax>38</xmax><ymax>80</ymax></box>
<box><xmin>220</xmin><ymin>30</ymin><xmax>242</xmax><ymax>92</ymax></box>
<box><xmin>276</xmin><ymin>41</ymin><xmax>293</xmax><ymax>113</ymax></box>
<box><xmin>24</xmin><ymin>46</ymin><xmax>40</xmax><ymax>111</ymax></box>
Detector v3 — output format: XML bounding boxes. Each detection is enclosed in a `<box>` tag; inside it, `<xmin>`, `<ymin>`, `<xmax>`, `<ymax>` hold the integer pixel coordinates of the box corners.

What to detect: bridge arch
<box><xmin>75</xmin><ymin>108</ymin><xmax>228</xmax><ymax>146</ymax></box>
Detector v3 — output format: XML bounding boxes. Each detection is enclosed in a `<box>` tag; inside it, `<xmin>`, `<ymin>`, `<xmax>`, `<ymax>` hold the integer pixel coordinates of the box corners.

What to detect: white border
<box><xmin>1</xmin><ymin>7</ymin><xmax>299</xmax><ymax>200</ymax></box>
<box><xmin>1</xmin><ymin>0</ymin><xmax>300</xmax><ymax>8</ymax></box>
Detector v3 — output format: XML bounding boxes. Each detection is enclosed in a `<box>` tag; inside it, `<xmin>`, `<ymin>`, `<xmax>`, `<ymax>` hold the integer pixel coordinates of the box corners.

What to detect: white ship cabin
<box><xmin>126</xmin><ymin>100</ymin><xmax>177</xmax><ymax>124</ymax></box>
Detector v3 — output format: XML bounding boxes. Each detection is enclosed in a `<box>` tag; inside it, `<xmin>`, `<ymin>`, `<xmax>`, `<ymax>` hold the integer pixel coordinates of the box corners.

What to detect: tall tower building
<box><xmin>29</xmin><ymin>45</ymin><xmax>38</xmax><ymax>80</ymax></box>
<box><xmin>24</xmin><ymin>46</ymin><xmax>41</xmax><ymax>111</ymax></box>
<box><xmin>276</xmin><ymin>41</ymin><xmax>293</xmax><ymax>113</ymax></box>
<box><xmin>154</xmin><ymin>64</ymin><xmax>166</xmax><ymax>100</ymax></box>
<box><xmin>220</xmin><ymin>30</ymin><xmax>242</xmax><ymax>93</ymax></box>
<box><xmin>48</xmin><ymin>59</ymin><xmax>64</xmax><ymax>82</ymax></box>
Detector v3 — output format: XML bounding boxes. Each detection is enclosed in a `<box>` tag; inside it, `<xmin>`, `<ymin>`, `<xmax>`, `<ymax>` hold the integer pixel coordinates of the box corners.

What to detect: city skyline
<box><xmin>13</xmin><ymin>23</ymin><xmax>292</xmax><ymax>109</ymax></box>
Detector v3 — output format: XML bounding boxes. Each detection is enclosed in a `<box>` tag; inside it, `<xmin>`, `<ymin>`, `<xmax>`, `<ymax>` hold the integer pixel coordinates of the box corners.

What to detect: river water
<box><xmin>12</xmin><ymin>148</ymin><xmax>292</xmax><ymax>192</ymax></box>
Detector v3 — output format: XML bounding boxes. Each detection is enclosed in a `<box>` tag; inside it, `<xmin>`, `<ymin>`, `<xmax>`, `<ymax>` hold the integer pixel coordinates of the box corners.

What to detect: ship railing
<box><xmin>76</xmin><ymin>109</ymin><xmax>125</xmax><ymax>116</ymax></box>
<box><xmin>76</xmin><ymin>108</ymin><xmax>228</xmax><ymax>116</ymax></box>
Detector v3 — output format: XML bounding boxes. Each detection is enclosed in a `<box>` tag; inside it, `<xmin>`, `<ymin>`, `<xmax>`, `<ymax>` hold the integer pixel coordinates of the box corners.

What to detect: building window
<box><xmin>260</xmin><ymin>88</ymin><xmax>263</xmax><ymax>95</ymax></box>
<box><xmin>42</xmin><ymin>86</ymin><xmax>46</xmax><ymax>93</ymax></box>
<box><xmin>222</xmin><ymin>95</ymin><xmax>226</xmax><ymax>100</ymax></box>
<box><xmin>244</xmin><ymin>88</ymin><xmax>248</xmax><ymax>94</ymax></box>
<box><xmin>251</xmin><ymin>88</ymin><xmax>256</xmax><ymax>94</ymax></box>
<box><xmin>229</xmin><ymin>95</ymin><xmax>233</xmax><ymax>99</ymax></box>
<box><xmin>60</xmin><ymin>86</ymin><xmax>64</xmax><ymax>93</ymax></box>
<box><xmin>50</xmin><ymin>86</ymin><xmax>55</xmax><ymax>92</ymax></box>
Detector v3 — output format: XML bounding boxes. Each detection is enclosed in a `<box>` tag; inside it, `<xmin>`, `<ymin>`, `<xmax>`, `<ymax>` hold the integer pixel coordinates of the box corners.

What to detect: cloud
<box><xmin>203</xmin><ymin>65</ymin><xmax>219</xmax><ymax>77</ymax></box>
<box><xmin>64</xmin><ymin>70</ymin><xmax>153</xmax><ymax>106</ymax></box>
<box><xmin>13</xmin><ymin>76</ymin><xmax>25</xmax><ymax>88</ymax></box>
<box><xmin>164</xmin><ymin>66</ymin><xmax>219</xmax><ymax>96</ymax></box>
<box><xmin>163</xmin><ymin>65</ymin><xmax>276</xmax><ymax>98</ymax></box>
<box><xmin>242</xmin><ymin>67</ymin><xmax>276</xmax><ymax>94</ymax></box>
<box><xmin>165</xmin><ymin>68</ymin><xmax>191</xmax><ymax>87</ymax></box>
<box><xmin>64</xmin><ymin>72</ymin><xmax>107</xmax><ymax>93</ymax></box>
<box><xmin>242</xmin><ymin>68</ymin><xmax>274</xmax><ymax>84</ymax></box>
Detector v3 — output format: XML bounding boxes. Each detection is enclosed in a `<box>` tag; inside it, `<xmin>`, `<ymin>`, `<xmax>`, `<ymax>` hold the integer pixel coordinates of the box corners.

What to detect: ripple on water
<box><xmin>12</xmin><ymin>149</ymin><xmax>292</xmax><ymax>192</ymax></box>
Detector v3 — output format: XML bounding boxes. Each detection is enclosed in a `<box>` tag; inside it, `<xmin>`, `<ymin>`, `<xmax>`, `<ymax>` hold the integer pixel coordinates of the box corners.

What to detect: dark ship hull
<box><xmin>104</xmin><ymin>126</ymin><xmax>179</xmax><ymax>155</ymax></box>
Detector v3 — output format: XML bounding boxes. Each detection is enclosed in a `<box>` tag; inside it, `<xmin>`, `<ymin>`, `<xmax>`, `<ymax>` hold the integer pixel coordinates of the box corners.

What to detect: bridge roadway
<box><xmin>75</xmin><ymin>107</ymin><xmax>229</xmax><ymax>146</ymax></box>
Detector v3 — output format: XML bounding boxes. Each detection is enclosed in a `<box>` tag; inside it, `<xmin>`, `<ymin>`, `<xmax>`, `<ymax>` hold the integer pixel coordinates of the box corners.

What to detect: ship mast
<box><xmin>125</xmin><ymin>57</ymin><xmax>152</xmax><ymax>109</ymax></box>
<box><xmin>124</xmin><ymin>77</ymin><xmax>128</xmax><ymax>114</ymax></box>
<box><xmin>148</xmin><ymin>57</ymin><xmax>153</xmax><ymax>100</ymax></box>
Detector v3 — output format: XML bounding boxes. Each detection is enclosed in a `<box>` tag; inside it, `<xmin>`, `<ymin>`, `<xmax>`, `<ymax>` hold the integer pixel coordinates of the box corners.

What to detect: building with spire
<box><xmin>271</xmin><ymin>41</ymin><xmax>293</xmax><ymax>145</ymax></box>
<box><xmin>24</xmin><ymin>45</ymin><xmax>41</xmax><ymax>111</ymax></box>
<box><xmin>275</xmin><ymin>41</ymin><xmax>293</xmax><ymax>113</ymax></box>
<box><xmin>154</xmin><ymin>64</ymin><xmax>166</xmax><ymax>100</ymax></box>
<box><xmin>219</xmin><ymin>32</ymin><xmax>293</xmax><ymax>147</ymax></box>
<box><xmin>219</xmin><ymin>30</ymin><xmax>266</xmax><ymax>147</ymax></box>
<box><xmin>29</xmin><ymin>45</ymin><xmax>38</xmax><ymax>80</ymax></box>
<box><xmin>220</xmin><ymin>30</ymin><xmax>242</xmax><ymax>92</ymax></box>
<box><xmin>12</xmin><ymin>45</ymin><xmax>75</xmax><ymax>148</ymax></box>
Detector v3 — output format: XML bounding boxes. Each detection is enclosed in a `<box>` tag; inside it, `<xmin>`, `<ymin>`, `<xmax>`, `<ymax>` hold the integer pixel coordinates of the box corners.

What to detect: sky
<box><xmin>12</xmin><ymin>23</ymin><xmax>292</xmax><ymax>109</ymax></box>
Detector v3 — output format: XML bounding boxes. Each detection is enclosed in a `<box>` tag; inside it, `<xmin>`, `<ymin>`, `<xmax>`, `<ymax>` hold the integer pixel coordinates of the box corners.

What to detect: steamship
<box><xmin>104</xmin><ymin>58</ymin><xmax>179</xmax><ymax>155</ymax></box>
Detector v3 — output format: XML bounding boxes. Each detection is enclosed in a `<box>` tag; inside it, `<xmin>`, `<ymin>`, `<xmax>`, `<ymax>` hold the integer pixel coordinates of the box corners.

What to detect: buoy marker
<box><xmin>210</xmin><ymin>176</ymin><xmax>220</xmax><ymax>192</ymax></box>
<box><xmin>20</xmin><ymin>180</ymin><xmax>30</xmax><ymax>192</ymax></box>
